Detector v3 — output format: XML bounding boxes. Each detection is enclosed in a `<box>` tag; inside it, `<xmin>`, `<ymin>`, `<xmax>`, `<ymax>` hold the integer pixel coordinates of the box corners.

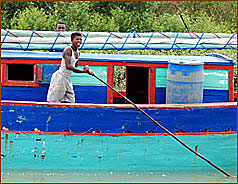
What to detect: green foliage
<box><xmin>3</xmin><ymin>1</ymin><xmax>237</xmax><ymax>33</ymax></box>
<box><xmin>177</xmin><ymin>1</ymin><xmax>237</xmax><ymax>32</ymax></box>
<box><xmin>1</xmin><ymin>9</ymin><xmax>9</xmax><ymax>29</ymax></box>
<box><xmin>153</xmin><ymin>13</ymin><xmax>188</xmax><ymax>32</ymax></box>
<box><xmin>82</xmin><ymin>11</ymin><xmax>120</xmax><ymax>32</ymax></box>
<box><xmin>50</xmin><ymin>1</ymin><xmax>91</xmax><ymax>31</ymax></box>
<box><xmin>88</xmin><ymin>1</ymin><xmax>157</xmax><ymax>15</ymax></box>
<box><xmin>10</xmin><ymin>6</ymin><xmax>55</xmax><ymax>30</ymax></box>
<box><xmin>114</xmin><ymin>66</ymin><xmax>126</xmax><ymax>91</ymax></box>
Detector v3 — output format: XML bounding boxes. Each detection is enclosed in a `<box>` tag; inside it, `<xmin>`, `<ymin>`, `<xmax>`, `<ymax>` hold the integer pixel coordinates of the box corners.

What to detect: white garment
<box><xmin>47</xmin><ymin>46</ymin><xmax>79</xmax><ymax>103</ymax></box>
<box><xmin>58</xmin><ymin>46</ymin><xmax>79</xmax><ymax>78</ymax></box>
<box><xmin>47</xmin><ymin>70</ymin><xmax>75</xmax><ymax>103</ymax></box>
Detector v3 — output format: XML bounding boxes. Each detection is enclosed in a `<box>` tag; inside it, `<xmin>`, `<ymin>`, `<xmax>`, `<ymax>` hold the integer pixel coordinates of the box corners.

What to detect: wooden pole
<box><xmin>92</xmin><ymin>73</ymin><xmax>231</xmax><ymax>177</ymax></box>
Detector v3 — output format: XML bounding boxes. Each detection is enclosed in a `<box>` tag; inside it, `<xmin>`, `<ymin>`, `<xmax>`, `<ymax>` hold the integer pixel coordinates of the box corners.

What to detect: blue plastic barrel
<box><xmin>166</xmin><ymin>60</ymin><xmax>204</xmax><ymax>104</ymax></box>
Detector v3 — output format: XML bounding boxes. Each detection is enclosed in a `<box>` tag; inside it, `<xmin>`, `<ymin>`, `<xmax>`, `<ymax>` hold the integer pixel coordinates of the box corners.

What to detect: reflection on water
<box><xmin>1</xmin><ymin>169</ymin><xmax>237</xmax><ymax>183</ymax></box>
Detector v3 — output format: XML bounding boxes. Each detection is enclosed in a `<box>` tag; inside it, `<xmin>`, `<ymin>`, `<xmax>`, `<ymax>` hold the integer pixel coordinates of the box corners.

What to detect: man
<box><xmin>47</xmin><ymin>32</ymin><xmax>94</xmax><ymax>103</ymax></box>
<box><xmin>55</xmin><ymin>21</ymin><xmax>66</xmax><ymax>32</ymax></box>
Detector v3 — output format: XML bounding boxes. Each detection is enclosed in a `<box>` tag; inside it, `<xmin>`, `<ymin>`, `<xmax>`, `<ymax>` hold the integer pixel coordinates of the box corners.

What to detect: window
<box><xmin>2</xmin><ymin>63</ymin><xmax>39</xmax><ymax>87</ymax></box>
<box><xmin>113</xmin><ymin>66</ymin><xmax>126</xmax><ymax>104</ymax></box>
<box><xmin>8</xmin><ymin>64</ymin><xmax>34</xmax><ymax>81</ymax></box>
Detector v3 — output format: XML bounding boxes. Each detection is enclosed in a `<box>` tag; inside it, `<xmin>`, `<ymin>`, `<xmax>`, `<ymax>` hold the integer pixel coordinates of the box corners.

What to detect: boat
<box><xmin>1</xmin><ymin>30</ymin><xmax>237</xmax><ymax>177</ymax></box>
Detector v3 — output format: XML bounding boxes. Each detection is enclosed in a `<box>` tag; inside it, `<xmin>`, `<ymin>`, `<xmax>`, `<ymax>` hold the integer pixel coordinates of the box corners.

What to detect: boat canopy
<box><xmin>1</xmin><ymin>50</ymin><xmax>235</xmax><ymax>65</ymax></box>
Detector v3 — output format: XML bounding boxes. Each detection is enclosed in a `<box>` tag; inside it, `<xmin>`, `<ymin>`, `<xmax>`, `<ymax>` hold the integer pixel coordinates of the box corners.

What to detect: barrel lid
<box><xmin>169</xmin><ymin>59</ymin><xmax>204</xmax><ymax>65</ymax></box>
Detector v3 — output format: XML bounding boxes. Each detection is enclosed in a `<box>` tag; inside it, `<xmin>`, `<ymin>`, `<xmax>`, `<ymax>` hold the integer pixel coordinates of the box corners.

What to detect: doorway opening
<box><xmin>126</xmin><ymin>66</ymin><xmax>149</xmax><ymax>104</ymax></box>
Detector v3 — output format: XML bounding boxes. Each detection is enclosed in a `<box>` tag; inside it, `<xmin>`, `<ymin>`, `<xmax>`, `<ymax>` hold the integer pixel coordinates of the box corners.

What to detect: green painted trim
<box><xmin>70</xmin><ymin>66</ymin><xmax>107</xmax><ymax>86</ymax></box>
<box><xmin>156</xmin><ymin>68</ymin><xmax>168</xmax><ymax>88</ymax></box>
<box><xmin>204</xmin><ymin>69</ymin><xmax>229</xmax><ymax>90</ymax></box>
<box><xmin>155</xmin><ymin>68</ymin><xmax>229</xmax><ymax>90</ymax></box>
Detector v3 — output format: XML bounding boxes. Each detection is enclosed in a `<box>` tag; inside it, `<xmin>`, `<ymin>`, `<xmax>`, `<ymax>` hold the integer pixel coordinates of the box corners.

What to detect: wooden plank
<box><xmin>37</xmin><ymin>65</ymin><xmax>43</xmax><ymax>82</ymax></box>
<box><xmin>155</xmin><ymin>68</ymin><xmax>167</xmax><ymax>88</ymax></box>
<box><xmin>107</xmin><ymin>66</ymin><xmax>114</xmax><ymax>104</ymax></box>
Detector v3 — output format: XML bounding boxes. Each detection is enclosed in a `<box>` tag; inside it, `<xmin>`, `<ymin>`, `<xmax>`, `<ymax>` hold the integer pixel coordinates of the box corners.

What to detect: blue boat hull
<box><xmin>1</xmin><ymin>101</ymin><xmax>237</xmax><ymax>133</ymax></box>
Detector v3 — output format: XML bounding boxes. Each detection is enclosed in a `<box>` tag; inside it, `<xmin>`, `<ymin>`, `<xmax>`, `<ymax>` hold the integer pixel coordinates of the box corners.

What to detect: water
<box><xmin>1</xmin><ymin>132</ymin><xmax>237</xmax><ymax>183</ymax></box>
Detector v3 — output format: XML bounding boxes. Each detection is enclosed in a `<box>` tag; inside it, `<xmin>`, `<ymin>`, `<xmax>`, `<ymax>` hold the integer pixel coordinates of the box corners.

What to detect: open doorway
<box><xmin>126</xmin><ymin>66</ymin><xmax>149</xmax><ymax>104</ymax></box>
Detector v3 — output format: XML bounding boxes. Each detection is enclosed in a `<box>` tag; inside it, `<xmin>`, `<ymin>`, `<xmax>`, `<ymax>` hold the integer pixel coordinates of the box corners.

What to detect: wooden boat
<box><xmin>1</xmin><ymin>50</ymin><xmax>236</xmax><ymax>133</ymax></box>
<box><xmin>1</xmin><ymin>31</ymin><xmax>237</xmax><ymax>176</ymax></box>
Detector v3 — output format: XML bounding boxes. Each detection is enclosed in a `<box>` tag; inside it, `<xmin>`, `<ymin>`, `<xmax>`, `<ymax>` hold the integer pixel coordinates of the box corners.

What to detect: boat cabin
<box><xmin>1</xmin><ymin>50</ymin><xmax>235</xmax><ymax>104</ymax></box>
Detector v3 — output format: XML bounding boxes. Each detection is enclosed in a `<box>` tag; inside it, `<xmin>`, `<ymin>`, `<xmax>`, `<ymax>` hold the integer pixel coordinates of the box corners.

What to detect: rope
<box><xmin>158</xmin><ymin>32</ymin><xmax>171</xmax><ymax>39</ymax></box>
<box><xmin>169</xmin><ymin>32</ymin><xmax>180</xmax><ymax>50</ymax></box>
<box><xmin>4</xmin><ymin>29</ymin><xmax>18</xmax><ymax>37</ymax></box>
<box><xmin>143</xmin><ymin>32</ymin><xmax>155</xmax><ymax>50</ymax></box>
<box><xmin>220</xmin><ymin>33</ymin><xmax>237</xmax><ymax>50</ymax></box>
<box><xmin>101</xmin><ymin>32</ymin><xmax>112</xmax><ymax>50</ymax></box>
<box><xmin>109</xmin><ymin>32</ymin><xmax>122</xmax><ymax>39</ymax></box>
<box><xmin>29</xmin><ymin>30</ymin><xmax>44</xmax><ymax>38</ymax></box>
<box><xmin>192</xmin><ymin>32</ymin><xmax>205</xmax><ymax>50</ymax></box>
<box><xmin>25</xmin><ymin>30</ymin><xmax>35</xmax><ymax>50</ymax></box>
<box><xmin>119</xmin><ymin>32</ymin><xmax>131</xmax><ymax>50</ymax></box>
<box><xmin>190</xmin><ymin>32</ymin><xmax>201</xmax><ymax>39</ymax></box>
<box><xmin>1</xmin><ymin>30</ymin><xmax>9</xmax><ymax>47</ymax></box>
<box><xmin>50</xmin><ymin>31</ymin><xmax>61</xmax><ymax>51</ymax></box>
<box><xmin>79</xmin><ymin>31</ymin><xmax>89</xmax><ymax>50</ymax></box>
<box><xmin>54</xmin><ymin>30</ymin><xmax>65</xmax><ymax>38</ymax></box>
<box><xmin>211</xmin><ymin>33</ymin><xmax>221</xmax><ymax>39</ymax></box>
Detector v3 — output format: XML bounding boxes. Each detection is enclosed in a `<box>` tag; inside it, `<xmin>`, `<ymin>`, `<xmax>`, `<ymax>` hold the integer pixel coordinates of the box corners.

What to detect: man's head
<box><xmin>55</xmin><ymin>21</ymin><xmax>66</xmax><ymax>32</ymax></box>
<box><xmin>71</xmin><ymin>32</ymin><xmax>82</xmax><ymax>48</ymax></box>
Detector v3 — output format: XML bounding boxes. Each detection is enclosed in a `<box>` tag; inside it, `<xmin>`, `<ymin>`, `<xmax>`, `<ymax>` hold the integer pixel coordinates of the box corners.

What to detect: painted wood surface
<box><xmin>1</xmin><ymin>66</ymin><xmax>231</xmax><ymax>104</ymax></box>
<box><xmin>1</xmin><ymin>132</ymin><xmax>236</xmax><ymax>170</ymax></box>
<box><xmin>1</xmin><ymin>51</ymin><xmax>235</xmax><ymax>65</ymax></box>
<box><xmin>37</xmin><ymin>64</ymin><xmax>107</xmax><ymax>86</ymax></box>
<box><xmin>155</xmin><ymin>68</ymin><xmax>230</xmax><ymax>103</ymax></box>
<box><xmin>1</xmin><ymin>85</ymin><xmax>107</xmax><ymax>104</ymax></box>
<box><xmin>37</xmin><ymin>64</ymin><xmax>59</xmax><ymax>84</ymax></box>
<box><xmin>204</xmin><ymin>69</ymin><xmax>229</xmax><ymax>90</ymax></box>
<box><xmin>156</xmin><ymin>68</ymin><xmax>229</xmax><ymax>90</ymax></box>
<box><xmin>1</xmin><ymin>101</ymin><xmax>236</xmax><ymax>133</ymax></box>
<box><xmin>1</xmin><ymin>51</ymin><xmax>235</xmax><ymax>104</ymax></box>
<box><xmin>70</xmin><ymin>66</ymin><xmax>107</xmax><ymax>86</ymax></box>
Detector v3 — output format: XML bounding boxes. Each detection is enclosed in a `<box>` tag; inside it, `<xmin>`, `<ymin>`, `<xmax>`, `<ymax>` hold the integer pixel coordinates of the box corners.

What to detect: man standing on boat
<box><xmin>47</xmin><ymin>32</ymin><xmax>94</xmax><ymax>103</ymax></box>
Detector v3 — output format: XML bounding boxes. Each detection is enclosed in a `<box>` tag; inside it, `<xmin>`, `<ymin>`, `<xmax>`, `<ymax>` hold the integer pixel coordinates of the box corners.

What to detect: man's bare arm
<box><xmin>63</xmin><ymin>48</ymin><xmax>88</xmax><ymax>73</ymax></box>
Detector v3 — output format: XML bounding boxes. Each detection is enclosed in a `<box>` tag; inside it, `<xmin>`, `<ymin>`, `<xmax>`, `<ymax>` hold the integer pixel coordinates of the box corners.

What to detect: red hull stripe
<box><xmin>1</xmin><ymin>130</ymin><xmax>236</xmax><ymax>136</ymax></box>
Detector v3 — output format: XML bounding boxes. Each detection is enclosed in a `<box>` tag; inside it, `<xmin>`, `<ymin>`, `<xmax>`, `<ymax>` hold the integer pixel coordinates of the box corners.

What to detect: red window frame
<box><xmin>2</xmin><ymin>62</ymin><xmax>39</xmax><ymax>87</ymax></box>
<box><xmin>107</xmin><ymin>64</ymin><xmax>156</xmax><ymax>104</ymax></box>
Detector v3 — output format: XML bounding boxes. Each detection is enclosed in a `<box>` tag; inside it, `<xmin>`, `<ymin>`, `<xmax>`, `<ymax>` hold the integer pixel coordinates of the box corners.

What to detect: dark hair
<box><xmin>56</xmin><ymin>21</ymin><xmax>66</xmax><ymax>28</ymax></box>
<box><xmin>71</xmin><ymin>32</ymin><xmax>82</xmax><ymax>41</ymax></box>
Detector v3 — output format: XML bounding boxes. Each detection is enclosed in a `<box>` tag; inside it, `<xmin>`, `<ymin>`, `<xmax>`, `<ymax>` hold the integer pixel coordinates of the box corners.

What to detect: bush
<box><xmin>10</xmin><ymin>6</ymin><xmax>55</xmax><ymax>31</ymax></box>
<box><xmin>82</xmin><ymin>12</ymin><xmax>120</xmax><ymax>32</ymax></box>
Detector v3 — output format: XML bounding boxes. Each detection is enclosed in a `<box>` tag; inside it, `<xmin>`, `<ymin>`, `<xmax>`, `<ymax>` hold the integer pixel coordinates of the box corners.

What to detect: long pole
<box><xmin>92</xmin><ymin>73</ymin><xmax>231</xmax><ymax>177</ymax></box>
<box><xmin>170</xmin><ymin>1</ymin><xmax>190</xmax><ymax>33</ymax></box>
